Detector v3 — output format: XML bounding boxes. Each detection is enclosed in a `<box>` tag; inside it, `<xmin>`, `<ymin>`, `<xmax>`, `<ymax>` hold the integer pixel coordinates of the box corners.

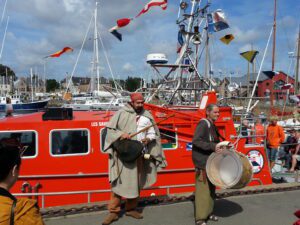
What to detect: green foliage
<box><xmin>0</xmin><ymin>64</ymin><xmax>16</xmax><ymax>80</ymax></box>
<box><xmin>46</xmin><ymin>79</ymin><xmax>59</xmax><ymax>92</ymax></box>
<box><xmin>125</xmin><ymin>76</ymin><xmax>142</xmax><ymax>92</ymax></box>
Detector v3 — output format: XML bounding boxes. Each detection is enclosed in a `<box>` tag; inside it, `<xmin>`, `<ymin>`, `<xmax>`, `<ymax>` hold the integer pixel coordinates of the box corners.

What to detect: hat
<box><xmin>130</xmin><ymin>93</ymin><xmax>144</xmax><ymax>102</ymax></box>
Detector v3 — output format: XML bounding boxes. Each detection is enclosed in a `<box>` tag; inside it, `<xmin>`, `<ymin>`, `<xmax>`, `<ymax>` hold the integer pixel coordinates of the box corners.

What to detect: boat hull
<box><xmin>0</xmin><ymin>92</ymin><xmax>272</xmax><ymax>208</ymax></box>
<box><xmin>0</xmin><ymin>99</ymin><xmax>49</xmax><ymax>112</ymax></box>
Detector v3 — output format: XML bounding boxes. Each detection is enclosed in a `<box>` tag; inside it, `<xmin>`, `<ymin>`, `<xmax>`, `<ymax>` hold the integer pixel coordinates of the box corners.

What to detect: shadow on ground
<box><xmin>214</xmin><ymin>199</ymin><xmax>243</xmax><ymax>218</ymax></box>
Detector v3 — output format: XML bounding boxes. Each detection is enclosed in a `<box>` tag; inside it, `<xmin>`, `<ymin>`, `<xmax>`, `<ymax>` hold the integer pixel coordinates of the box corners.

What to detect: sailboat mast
<box><xmin>272</xmin><ymin>0</ymin><xmax>277</xmax><ymax>71</ymax></box>
<box><xmin>270</xmin><ymin>0</ymin><xmax>276</xmax><ymax>107</ymax></box>
<box><xmin>94</xmin><ymin>1</ymin><xmax>100</xmax><ymax>93</ymax></box>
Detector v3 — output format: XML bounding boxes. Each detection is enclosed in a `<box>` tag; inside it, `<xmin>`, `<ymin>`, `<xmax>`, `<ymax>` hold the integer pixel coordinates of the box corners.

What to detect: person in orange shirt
<box><xmin>251</xmin><ymin>118</ymin><xmax>265</xmax><ymax>144</ymax></box>
<box><xmin>266</xmin><ymin>116</ymin><xmax>285</xmax><ymax>169</ymax></box>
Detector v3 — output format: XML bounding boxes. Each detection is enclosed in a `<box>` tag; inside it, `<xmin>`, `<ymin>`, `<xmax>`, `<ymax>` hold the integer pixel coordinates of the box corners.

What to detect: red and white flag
<box><xmin>136</xmin><ymin>0</ymin><xmax>168</xmax><ymax>18</ymax></box>
<box><xmin>109</xmin><ymin>18</ymin><xmax>132</xmax><ymax>41</ymax></box>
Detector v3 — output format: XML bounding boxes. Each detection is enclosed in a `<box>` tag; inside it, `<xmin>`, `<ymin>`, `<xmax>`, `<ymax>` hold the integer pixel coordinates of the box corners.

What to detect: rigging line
<box><xmin>177</xmin><ymin>0</ymin><xmax>182</xmax><ymax>19</ymax></box>
<box><xmin>0</xmin><ymin>16</ymin><xmax>9</xmax><ymax>62</ymax></box>
<box><xmin>65</xmin><ymin>12</ymin><xmax>93</xmax><ymax>94</ymax></box>
<box><xmin>97</xmin><ymin>30</ymin><xmax>123</xmax><ymax>92</ymax></box>
<box><xmin>0</xmin><ymin>0</ymin><xmax>8</xmax><ymax>25</ymax></box>
<box><xmin>246</xmin><ymin>26</ymin><xmax>273</xmax><ymax>113</ymax></box>
<box><xmin>287</xmin><ymin>42</ymin><xmax>297</xmax><ymax>76</ymax></box>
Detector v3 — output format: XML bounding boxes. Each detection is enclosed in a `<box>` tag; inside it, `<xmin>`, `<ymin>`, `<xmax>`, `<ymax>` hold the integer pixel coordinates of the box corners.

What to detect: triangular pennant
<box><xmin>136</xmin><ymin>0</ymin><xmax>168</xmax><ymax>18</ymax></box>
<box><xmin>240</xmin><ymin>50</ymin><xmax>259</xmax><ymax>63</ymax></box>
<box><xmin>45</xmin><ymin>47</ymin><xmax>73</xmax><ymax>58</ymax></box>
<box><xmin>220</xmin><ymin>34</ymin><xmax>234</xmax><ymax>45</ymax></box>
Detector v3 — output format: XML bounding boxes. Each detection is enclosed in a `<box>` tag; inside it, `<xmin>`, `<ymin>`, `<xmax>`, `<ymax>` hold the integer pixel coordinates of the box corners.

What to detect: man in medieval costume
<box><xmin>102</xmin><ymin>93</ymin><xmax>167</xmax><ymax>225</ymax></box>
<box><xmin>0</xmin><ymin>144</ymin><xmax>45</xmax><ymax>225</ymax></box>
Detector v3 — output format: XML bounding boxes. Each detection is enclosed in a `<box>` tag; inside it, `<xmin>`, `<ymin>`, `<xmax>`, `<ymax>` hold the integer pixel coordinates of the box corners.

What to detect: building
<box><xmin>257</xmin><ymin>71</ymin><xmax>295</xmax><ymax>101</ymax></box>
<box><xmin>221</xmin><ymin>71</ymin><xmax>296</xmax><ymax>102</ymax></box>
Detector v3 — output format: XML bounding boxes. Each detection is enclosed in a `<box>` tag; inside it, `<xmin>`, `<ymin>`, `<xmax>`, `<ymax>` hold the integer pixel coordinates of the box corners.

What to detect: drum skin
<box><xmin>206</xmin><ymin>149</ymin><xmax>253</xmax><ymax>189</ymax></box>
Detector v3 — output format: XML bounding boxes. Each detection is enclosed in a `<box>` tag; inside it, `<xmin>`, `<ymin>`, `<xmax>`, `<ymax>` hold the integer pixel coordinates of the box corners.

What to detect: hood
<box><xmin>123</xmin><ymin>103</ymin><xmax>146</xmax><ymax>115</ymax></box>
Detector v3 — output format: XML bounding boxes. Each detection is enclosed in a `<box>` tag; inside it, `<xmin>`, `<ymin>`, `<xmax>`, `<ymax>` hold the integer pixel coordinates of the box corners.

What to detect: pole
<box><xmin>295</xmin><ymin>26</ymin><xmax>300</xmax><ymax>95</ymax></box>
<box><xmin>44</xmin><ymin>59</ymin><xmax>47</xmax><ymax>94</ymax></box>
<box><xmin>247</xmin><ymin>62</ymin><xmax>250</xmax><ymax>97</ymax></box>
<box><xmin>94</xmin><ymin>1</ymin><xmax>100</xmax><ymax>93</ymax></box>
<box><xmin>272</xmin><ymin>0</ymin><xmax>277</xmax><ymax>71</ymax></box>
<box><xmin>30</xmin><ymin>68</ymin><xmax>33</xmax><ymax>101</ymax></box>
<box><xmin>270</xmin><ymin>0</ymin><xmax>277</xmax><ymax>107</ymax></box>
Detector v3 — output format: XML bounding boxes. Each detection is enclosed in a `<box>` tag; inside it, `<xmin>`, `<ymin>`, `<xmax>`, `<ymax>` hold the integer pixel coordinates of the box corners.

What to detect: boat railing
<box><xmin>14</xmin><ymin>183</ymin><xmax>195</xmax><ymax>209</ymax></box>
<box><xmin>14</xmin><ymin>177</ymin><xmax>268</xmax><ymax>209</ymax></box>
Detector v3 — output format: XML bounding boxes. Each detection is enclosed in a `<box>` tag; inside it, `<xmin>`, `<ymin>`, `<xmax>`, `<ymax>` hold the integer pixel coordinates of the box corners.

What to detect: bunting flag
<box><xmin>109</xmin><ymin>18</ymin><xmax>132</xmax><ymax>41</ymax></box>
<box><xmin>136</xmin><ymin>0</ymin><xmax>168</xmax><ymax>18</ymax></box>
<box><xmin>45</xmin><ymin>47</ymin><xmax>73</xmax><ymax>58</ymax></box>
<box><xmin>240</xmin><ymin>50</ymin><xmax>259</xmax><ymax>63</ymax></box>
<box><xmin>207</xmin><ymin>10</ymin><xmax>229</xmax><ymax>33</ymax></box>
<box><xmin>177</xmin><ymin>24</ymin><xmax>185</xmax><ymax>53</ymax></box>
<box><xmin>220</xmin><ymin>34</ymin><xmax>234</xmax><ymax>45</ymax></box>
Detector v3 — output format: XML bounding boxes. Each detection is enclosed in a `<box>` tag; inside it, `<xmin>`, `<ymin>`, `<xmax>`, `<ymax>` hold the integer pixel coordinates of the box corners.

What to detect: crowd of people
<box><xmin>240</xmin><ymin>115</ymin><xmax>300</xmax><ymax>173</ymax></box>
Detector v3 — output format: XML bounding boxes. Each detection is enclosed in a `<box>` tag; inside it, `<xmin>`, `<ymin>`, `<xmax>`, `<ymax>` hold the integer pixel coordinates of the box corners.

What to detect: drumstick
<box><xmin>129</xmin><ymin>114</ymin><xmax>175</xmax><ymax>138</ymax></box>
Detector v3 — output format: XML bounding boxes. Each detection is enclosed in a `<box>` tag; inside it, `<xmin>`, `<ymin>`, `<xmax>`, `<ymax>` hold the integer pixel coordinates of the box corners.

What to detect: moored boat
<box><xmin>0</xmin><ymin>96</ymin><xmax>49</xmax><ymax>113</ymax></box>
<box><xmin>0</xmin><ymin>91</ymin><xmax>272</xmax><ymax>208</ymax></box>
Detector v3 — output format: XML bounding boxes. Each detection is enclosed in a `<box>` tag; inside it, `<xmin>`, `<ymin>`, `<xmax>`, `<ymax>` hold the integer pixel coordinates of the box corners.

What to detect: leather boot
<box><xmin>125</xmin><ymin>210</ymin><xmax>143</xmax><ymax>219</ymax></box>
<box><xmin>102</xmin><ymin>212</ymin><xmax>119</xmax><ymax>225</ymax></box>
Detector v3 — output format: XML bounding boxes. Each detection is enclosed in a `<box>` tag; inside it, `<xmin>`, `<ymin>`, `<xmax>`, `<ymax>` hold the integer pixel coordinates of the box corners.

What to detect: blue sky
<box><xmin>0</xmin><ymin>0</ymin><xmax>299</xmax><ymax>81</ymax></box>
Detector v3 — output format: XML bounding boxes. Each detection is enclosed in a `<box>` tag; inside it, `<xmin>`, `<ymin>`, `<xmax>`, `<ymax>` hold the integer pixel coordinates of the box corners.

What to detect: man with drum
<box><xmin>101</xmin><ymin>93</ymin><xmax>167</xmax><ymax>225</ymax></box>
<box><xmin>192</xmin><ymin>104</ymin><xmax>224</xmax><ymax>225</ymax></box>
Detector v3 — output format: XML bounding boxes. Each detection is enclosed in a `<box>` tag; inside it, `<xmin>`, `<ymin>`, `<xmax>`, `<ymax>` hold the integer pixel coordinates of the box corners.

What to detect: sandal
<box><xmin>208</xmin><ymin>214</ymin><xmax>219</xmax><ymax>221</ymax></box>
<box><xmin>195</xmin><ymin>220</ymin><xmax>207</xmax><ymax>225</ymax></box>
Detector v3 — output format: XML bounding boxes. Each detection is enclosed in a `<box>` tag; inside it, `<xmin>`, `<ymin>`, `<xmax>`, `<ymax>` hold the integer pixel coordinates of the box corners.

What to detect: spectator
<box><xmin>267</xmin><ymin>116</ymin><xmax>285</xmax><ymax>169</ymax></box>
<box><xmin>0</xmin><ymin>144</ymin><xmax>44</xmax><ymax>225</ymax></box>
<box><xmin>279</xmin><ymin>129</ymin><xmax>297</xmax><ymax>169</ymax></box>
<box><xmin>5</xmin><ymin>97</ymin><xmax>13</xmax><ymax>117</ymax></box>
<box><xmin>241</xmin><ymin>119</ymin><xmax>250</xmax><ymax>144</ymax></box>
<box><xmin>266</xmin><ymin>116</ymin><xmax>285</xmax><ymax>170</ymax></box>
<box><xmin>289</xmin><ymin>138</ymin><xmax>300</xmax><ymax>172</ymax></box>
<box><xmin>252</xmin><ymin>118</ymin><xmax>265</xmax><ymax>144</ymax></box>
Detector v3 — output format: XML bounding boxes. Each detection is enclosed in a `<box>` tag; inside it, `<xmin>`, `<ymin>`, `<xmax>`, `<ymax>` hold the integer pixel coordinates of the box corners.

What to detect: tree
<box><xmin>125</xmin><ymin>76</ymin><xmax>142</xmax><ymax>92</ymax></box>
<box><xmin>46</xmin><ymin>79</ymin><xmax>59</xmax><ymax>92</ymax></box>
<box><xmin>0</xmin><ymin>64</ymin><xmax>16</xmax><ymax>80</ymax></box>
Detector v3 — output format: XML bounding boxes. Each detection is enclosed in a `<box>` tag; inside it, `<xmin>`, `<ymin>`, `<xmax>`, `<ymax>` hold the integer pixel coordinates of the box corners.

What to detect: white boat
<box><xmin>66</xmin><ymin>97</ymin><xmax>127</xmax><ymax>111</ymax></box>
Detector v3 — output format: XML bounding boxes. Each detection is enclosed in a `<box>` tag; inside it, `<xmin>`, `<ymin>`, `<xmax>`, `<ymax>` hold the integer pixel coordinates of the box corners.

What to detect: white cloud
<box><xmin>0</xmin><ymin>0</ymin><xmax>299</xmax><ymax>80</ymax></box>
<box><xmin>239</xmin><ymin>44</ymin><xmax>253</xmax><ymax>53</ymax></box>
<box><xmin>122</xmin><ymin>62</ymin><xmax>134</xmax><ymax>72</ymax></box>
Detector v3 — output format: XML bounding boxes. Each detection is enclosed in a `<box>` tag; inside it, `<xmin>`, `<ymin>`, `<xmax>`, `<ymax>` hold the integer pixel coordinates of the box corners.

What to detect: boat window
<box><xmin>159</xmin><ymin>127</ymin><xmax>178</xmax><ymax>150</ymax></box>
<box><xmin>50</xmin><ymin>129</ymin><xmax>89</xmax><ymax>155</ymax></box>
<box><xmin>100</xmin><ymin>128</ymin><xmax>107</xmax><ymax>151</ymax></box>
<box><xmin>0</xmin><ymin>131</ymin><xmax>37</xmax><ymax>157</ymax></box>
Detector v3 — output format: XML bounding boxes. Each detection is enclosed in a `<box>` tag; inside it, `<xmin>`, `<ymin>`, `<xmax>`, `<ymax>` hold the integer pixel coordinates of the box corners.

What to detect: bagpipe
<box><xmin>112</xmin><ymin>114</ymin><xmax>175</xmax><ymax>163</ymax></box>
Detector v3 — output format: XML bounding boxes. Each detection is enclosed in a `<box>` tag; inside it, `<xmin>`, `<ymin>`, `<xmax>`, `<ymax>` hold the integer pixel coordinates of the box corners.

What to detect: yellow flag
<box><xmin>240</xmin><ymin>50</ymin><xmax>259</xmax><ymax>63</ymax></box>
<box><xmin>220</xmin><ymin>34</ymin><xmax>234</xmax><ymax>45</ymax></box>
